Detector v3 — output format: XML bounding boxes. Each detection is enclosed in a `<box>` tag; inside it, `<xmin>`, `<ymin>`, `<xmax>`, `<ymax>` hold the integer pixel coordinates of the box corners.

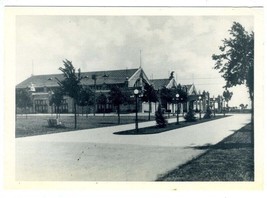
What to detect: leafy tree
<box><xmin>212</xmin><ymin>22</ymin><xmax>254</xmax><ymax>94</ymax></box>
<box><xmin>212</xmin><ymin>22</ymin><xmax>254</xmax><ymax>144</ymax></box>
<box><xmin>49</xmin><ymin>88</ymin><xmax>64</xmax><ymax>118</ymax></box>
<box><xmin>240</xmin><ymin>103</ymin><xmax>245</xmax><ymax>109</ymax></box>
<box><xmin>184</xmin><ymin>109</ymin><xmax>197</xmax><ymax>122</ymax></box>
<box><xmin>91</xmin><ymin>74</ymin><xmax>97</xmax><ymax>116</ymax></box>
<box><xmin>78</xmin><ymin>87</ymin><xmax>94</xmax><ymax>116</ymax></box>
<box><xmin>155</xmin><ymin>104</ymin><xmax>167</xmax><ymax>128</ymax></box>
<box><xmin>142</xmin><ymin>83</ymin><xmax>158</xmax><ymax>120</ymax></box>
<box><xmin>109</xmin><ymin>86</ymin><xmax>127</xmax><ymax>124</ymax></box>
<box><xmin>16</xmin><ymin>89</ymin><xmax>33</xmax><ymax>118</ymax></box>
<box><xmin>97</xmin><ymin>93</ymin><xmax>108</xmax><ymax>116</ymax></box>
<box><xmin>223</xmin><ymin>89</ymin><xmax>233</xmax><ymax>109</ymax></box>
<box><xmin>176</xmin><ymin>84</ymin><xmax>188</xmax><ymax>103</ymax></box>
<box><xmin>56</xmin><ymin>59</ymin><xmax>82</xmax><ymax>129</ymax></box>
<box><xmin>160</xmin><ymin>87</ymin><xmax>173</xmax><ymax>110</ymax></box>
<box><xmin>203</xmin><ymin>107</ymin><xmax>212</xmax><ymax>119</ymax></box>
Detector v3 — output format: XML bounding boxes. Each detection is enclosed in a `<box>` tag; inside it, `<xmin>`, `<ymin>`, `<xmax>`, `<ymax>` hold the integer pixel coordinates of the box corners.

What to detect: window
<box><xmin>35</xmin><ymin>99</ymin><xmax>48</xmax><ymax>113</ymax></box>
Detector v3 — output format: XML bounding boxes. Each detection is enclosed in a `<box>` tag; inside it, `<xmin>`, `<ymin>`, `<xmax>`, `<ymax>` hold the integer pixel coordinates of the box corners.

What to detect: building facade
<box><xmin>16</xmin><ymin>67</ymin><xmax>219</xmax><ymax>115</ymax></box>
<box><xmin>16</xmin><ymin>67</ymin><xmax>150</xmax><ymax>114</ymax></box>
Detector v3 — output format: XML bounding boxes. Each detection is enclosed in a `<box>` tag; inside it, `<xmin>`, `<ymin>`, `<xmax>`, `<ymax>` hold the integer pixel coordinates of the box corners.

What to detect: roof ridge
<box><xmin>150</xmin><ymin>78</ymin><xmax>169</xmax><ymax>81</ymax></box>
<box><xmin>82</xmin><ymin>67</ymin><xmax>139</xmax><ymax>73</ymax></box>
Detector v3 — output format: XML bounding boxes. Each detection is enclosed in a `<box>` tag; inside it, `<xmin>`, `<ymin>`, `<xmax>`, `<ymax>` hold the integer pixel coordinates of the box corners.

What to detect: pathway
<box><xmin>16</xmin><ymin>114</ymin><xmax>250</xmax><ymax>181</ymax></box>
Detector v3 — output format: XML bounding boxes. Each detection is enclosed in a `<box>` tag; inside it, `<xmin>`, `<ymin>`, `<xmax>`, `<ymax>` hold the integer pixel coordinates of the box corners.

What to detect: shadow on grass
<box><xmin>156</xmin><ymin>123</ymin><xmax>254</xmax><ymax>181</ymax></box>
<box><xmin>191</xmin><ymin>142</ymin><xmax>253</xmax><ymax>150</ymax></box>
<box><xmin>189</xmin><ymin>123</ymin><xmax>253</xmax><ymax>150</ymax></box>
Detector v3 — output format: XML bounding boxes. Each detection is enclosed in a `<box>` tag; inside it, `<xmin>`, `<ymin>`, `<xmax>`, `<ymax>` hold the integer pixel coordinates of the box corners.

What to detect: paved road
<box><xmin>16</xmin><ymin>114</ymin><xmax>250</xmax><ymax>181</ymax></box>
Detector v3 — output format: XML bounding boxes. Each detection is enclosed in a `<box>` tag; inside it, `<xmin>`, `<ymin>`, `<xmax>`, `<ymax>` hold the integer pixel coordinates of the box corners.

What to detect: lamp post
<box><xmin>198</xmin><ymin>96</ymin><xmax>202</xmax><ymax>119</ymax></box>
<box><xmin>134</xmin><ymin>89</ymin><xmax>139</xmax><ymax>133</ymax></box>
<box><xmin>176</xmin><ymin>93</ymin><xmax>179</xmax><ymax>124</ymax></box>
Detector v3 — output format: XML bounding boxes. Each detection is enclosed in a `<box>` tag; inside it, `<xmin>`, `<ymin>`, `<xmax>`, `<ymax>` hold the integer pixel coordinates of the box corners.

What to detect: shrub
<box><xmin>155</xmin><ymin>104</ymin><xmax>168</xmax><ymax>128</ymax></box>
<box><xmin>203</xmin><ymin>107</ymin><xmax>212</xmax><ymax>119</ymax></box>
<box><xmin>184</xmin><ymin>109</ymin><xmax>197</xmax><ymax>122</ymax></box>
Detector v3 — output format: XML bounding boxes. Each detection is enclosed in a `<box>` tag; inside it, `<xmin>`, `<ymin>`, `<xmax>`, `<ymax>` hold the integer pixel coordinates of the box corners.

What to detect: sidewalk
<box><xmin>16</xmin><ymin>114</ymin><xmax>251</xmax><ymax>181</ymax></box>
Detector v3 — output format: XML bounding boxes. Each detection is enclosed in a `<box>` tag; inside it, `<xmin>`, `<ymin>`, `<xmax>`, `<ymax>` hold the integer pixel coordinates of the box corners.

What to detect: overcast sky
<box><xmin>16</xmin><ymin>15</ymin><xmax>253</xmax><ymax>107</ymax></box>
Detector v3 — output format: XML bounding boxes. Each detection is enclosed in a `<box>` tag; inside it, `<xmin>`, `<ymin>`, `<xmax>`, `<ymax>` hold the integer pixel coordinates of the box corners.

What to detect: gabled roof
<box><xmin>150</xmin><ymin>78</ymin><xmax>177</xmax><ymax>90</ymax></box>
<box><xmin>183</xmin><ymin>84</ymin><xmax>197</xmax><ymax>95</ymax></box>
<box><xmin>16</xmin><ymin>68</ymin><xmax>139</xmax><ymax>89</ymax></box>
<box><xmin>150</xmin><ymin>79</ymin><xmax>171</xmax><ymax>90</ymax></box>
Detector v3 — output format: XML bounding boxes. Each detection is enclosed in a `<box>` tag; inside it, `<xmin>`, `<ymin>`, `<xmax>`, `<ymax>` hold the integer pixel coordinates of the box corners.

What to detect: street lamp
<box><xmin>134</xmin><ymin>89</ymin><xmax>139</xmax><ymax>133</ymax></box>
<box><xmin>198</xmin><ymin>96</ymin><xmax>202</xmax><ymax>119</ymax></box>
<box><xmin>176</xmin><ymin>93</ymin><xmax>180</xmax><ymax>124</ymax></box>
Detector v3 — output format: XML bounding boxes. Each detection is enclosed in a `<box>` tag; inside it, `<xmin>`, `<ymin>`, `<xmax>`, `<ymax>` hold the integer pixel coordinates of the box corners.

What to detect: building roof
<box><xmin>16</xmin><ymin>68</ymin><xmax>139</xmax><ymax>89</ymax></box>
<box><xmin>183</xmin><ymin>84</ymin><xmax>197</xmax><ymax>95</ymax></box>
<box><xmin>150</xmin><ymin>78</ymin><xmax>178</xmax><ymax>90</ymax></box>
<box><xmin>150</xmin><ymin>79</ymin><xmax>171</xmax><ymax>90</ymax></box>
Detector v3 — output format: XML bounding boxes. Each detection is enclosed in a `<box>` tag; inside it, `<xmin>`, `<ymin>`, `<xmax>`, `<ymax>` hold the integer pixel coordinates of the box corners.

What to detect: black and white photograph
<box><xmin>2</xmin><ymin>4</ymin><xmax>265</xmax><ymax>192</ymax></box>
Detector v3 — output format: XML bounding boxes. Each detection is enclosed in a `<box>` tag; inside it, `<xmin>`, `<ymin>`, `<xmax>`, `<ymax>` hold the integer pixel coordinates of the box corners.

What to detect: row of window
<box><xmin>34</xmin><ymin>99</ymin><xmax>68</xmax><ymax>113</ymax></box>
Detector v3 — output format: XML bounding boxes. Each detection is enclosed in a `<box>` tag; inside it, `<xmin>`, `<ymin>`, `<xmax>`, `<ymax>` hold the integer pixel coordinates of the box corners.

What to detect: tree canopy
<box><xmin>109</xmin><ymin>86</ymin><xmax>128</xmax><ymax>124</ymax></box>
<box><xmin>56</xmin><ymin>59</ymin><xmax>82</xmax><ymax>101</ymax></box>
<box><xmin>78</xmin><ymin>87</ymin><xmax>94</xmax><ymax>107</ymax></box>
<box><xmin>212</xmin><ymin>22</ymin><xmax>254</xmax><ymax>100</ymax></box>
<box><xmin>223</xmin><ymin>89</ymin><xmax>233</xmax><ymax>104</ymax></box>
<box><xmin>49</xmin><ymin>88</ymin><xmax>64</xmax><ymax>117</ymax></box>
<box><xmin>16</xmin><ymin>89</ymin><xmax>33</xmax><ymax>112</ymax></box>
<box><xmin>56</xmin><ymin>59</ymin><xmax>82</xmax><ymax>128</ymax></box>
<box><xmin>142</xmin><ymin>83</ymin><xmax>158</xmax><ymax>103</ymax></box>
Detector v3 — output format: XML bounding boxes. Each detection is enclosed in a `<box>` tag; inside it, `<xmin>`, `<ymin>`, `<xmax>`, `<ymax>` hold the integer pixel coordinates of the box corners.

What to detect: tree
<box><xmin>184</xmin><ymin>109</ymin><xmax>197</xmax><ymax>122</ymax></box>
<box><xmin>91</xmin><ymin>74</ymin><xmax>97</xmax><ymax>116</ymax></box>
<box><xmin>97</xmin><ymin>93</ymin><xmax>108</xmax><ymax>116</ymax></box>
<box><xmin>155</xmin><ymin>104</ymin><xmax>167</xmax><ymax>128</ymax></box>
<box><xmin>16</xmin><ymin>89</ymin><xmax>33</xmax><ymax>119</ymax></box>
<box><xmin>240</xmin><ymin>103</ymin><xmax>245</xmax><ymax>110</ymax></box>
<box><xmin>223</xmin><ymin>89</ymin><xmax>233</xmax><ymax>110</ymax></box>
<box><xmin>212</xmin><ymin>22</ymin><xmax>254</xmax><ymax>144</ymax></box>
<box><xmin>56</xmin><ymin>59</ymin><xmax>82</xmax><ymax>129</ymax></box>
<box><xmin>109</xmin><ymin>86</ymin><xmax>127</xmax><ymax>124</ymax></box>
<box><xmin>49</xmin><ymin>88</ymin><xmax>64</xmax><ymax>118</ymax></box>
<box><xmin>176</xmin><ymin>84</ymin><xmax>188</xmax><ymax>105</ymax></box>
<box><xmin>78</xmin><ymin>87</ymin><xmax>94</xmax><ymax>117</ymax></box>
<box><xmin>142</xmin><ymin>83</ymin><xmax>158</xmax><ymax>120</ymax></box>
<box><xmin>160</xmin><ymin>87</ymin><xmax>173</xmax><ymax>110</ymax></box>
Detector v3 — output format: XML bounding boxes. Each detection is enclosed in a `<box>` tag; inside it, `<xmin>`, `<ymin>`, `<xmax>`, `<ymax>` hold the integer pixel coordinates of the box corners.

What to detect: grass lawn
<box><xmin>156</xmin><ymin>123</ymin><xmax>254</xmax><ymax>181</ymax></box>
<box><xmin>114</xmin><ymin>115</ymin><xmax>227</xmax><ymax>135</ymax></box>
<box><xmin>15</xmin><ymin>114</ymin><xmax>155</xmax><ymax>138</ymax></box>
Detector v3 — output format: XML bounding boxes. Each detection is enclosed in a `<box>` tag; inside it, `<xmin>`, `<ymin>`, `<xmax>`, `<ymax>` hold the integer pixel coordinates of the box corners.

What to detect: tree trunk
<box><xmin>25</xmin><ymin>107</ymin><xmax>27</xmax><ymax>119</ymax></box>
<box><xmin>117</xmin><ymin>105</ymin><xmax>120</xmax><ymax>124</ymax></box>
<box><xmin>74</xmin><ymin>101</ymin><xmax>77</xmax><ymax>129</ymax></box>
<box><xmin>148</xmin><ymin>101</ymin><xmax>151</xmax><ymax>120</ymax></box>
<box><xmin>82</xmin><ymin>106</ymin><xmax>84</xmax><ymax>116</ymax></box>
<box><xmin>86</xmin><ymin>104</ymin><xmax>88</xmax><ymax>118</ymax></box>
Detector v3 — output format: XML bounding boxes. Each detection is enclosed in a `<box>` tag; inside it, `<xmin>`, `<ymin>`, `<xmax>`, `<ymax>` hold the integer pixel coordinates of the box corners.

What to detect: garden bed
<box><xmin>114</xmin><ymin>115</ymin><xmax>228</xmax><ymax>135</ymax></box>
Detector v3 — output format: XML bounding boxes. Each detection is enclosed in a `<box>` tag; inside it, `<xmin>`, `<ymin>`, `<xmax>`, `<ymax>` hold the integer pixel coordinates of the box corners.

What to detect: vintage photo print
<box><xmin>3</xmin><ymin>6</ymin><xmax>264</xmax><ymax>190</ymax></box>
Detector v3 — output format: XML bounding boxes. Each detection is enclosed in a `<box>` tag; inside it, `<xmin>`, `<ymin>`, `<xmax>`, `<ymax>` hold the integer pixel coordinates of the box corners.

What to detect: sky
<box><xmin>16</xmin><ymin>15</ymin><xmax>254</xmax><ymax>108</ymax></box>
